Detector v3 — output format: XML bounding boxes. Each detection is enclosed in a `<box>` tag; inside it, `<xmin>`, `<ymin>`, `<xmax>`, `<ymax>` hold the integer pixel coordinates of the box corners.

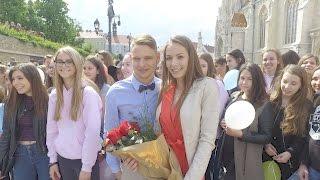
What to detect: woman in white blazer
<box><xmin>156</xmin><ymin>35</ymin><xmax>220</xmax><ymax>180</ymax></box>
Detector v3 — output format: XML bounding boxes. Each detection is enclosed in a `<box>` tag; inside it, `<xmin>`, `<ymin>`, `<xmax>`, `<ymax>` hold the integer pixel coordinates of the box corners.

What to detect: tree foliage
<box><xmin>0</xmin><ymin>0</ymin><xmax>82</xmax><ymax>45</ymax></box>
<box><xmin>0</xmin><ymin>0</ymin><xmax>27</xmax><ymax>24</ymax></box>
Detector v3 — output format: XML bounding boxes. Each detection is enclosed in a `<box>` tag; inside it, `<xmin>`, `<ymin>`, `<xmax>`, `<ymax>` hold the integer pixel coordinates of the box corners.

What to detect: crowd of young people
<box><xmin>0</xmin><ymin>34</ymin><xmax>319</xmax><ymax>180</ymax></box>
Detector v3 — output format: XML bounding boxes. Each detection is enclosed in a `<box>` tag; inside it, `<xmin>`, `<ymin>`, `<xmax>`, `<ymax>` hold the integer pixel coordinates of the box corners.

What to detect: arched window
<box><xmin>259</xmin><ymin>6</ymin><xmax>267</xmax><ymax>48</ymax></box>
<box><xmin>285</xmin><ymin>0</ymin><xmax>299</xmax><ymax>44</ymax></box>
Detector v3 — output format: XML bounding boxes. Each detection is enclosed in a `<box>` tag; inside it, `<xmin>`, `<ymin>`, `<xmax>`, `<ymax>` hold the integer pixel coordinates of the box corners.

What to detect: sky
<box><xmin>64</xmin><ymin>0</ymin><xmax>222</xmax><ymax>47</ymax></box>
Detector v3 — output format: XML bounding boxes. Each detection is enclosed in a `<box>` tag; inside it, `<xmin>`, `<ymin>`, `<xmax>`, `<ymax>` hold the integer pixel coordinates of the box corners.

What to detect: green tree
<box><xmin>0</xmin><ymin>0</ymin><xmax>27</xmax><ymax>24</ymax></box>
<box><xmin>36</xmin><ymin>0</ymin><xmax>79</xmax><ymax>44</ymax></box>
<box><xmin>25</xmin><ymin>0</ymin><xmax>44</xmax><ymax>32</ymax></box>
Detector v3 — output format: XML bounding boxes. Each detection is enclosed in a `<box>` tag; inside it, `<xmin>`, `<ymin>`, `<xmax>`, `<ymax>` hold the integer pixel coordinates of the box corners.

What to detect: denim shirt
<box><xmin>104</xmin><ymin>75</ymin><xmax>161</xmax><ymax>173</ymax></box>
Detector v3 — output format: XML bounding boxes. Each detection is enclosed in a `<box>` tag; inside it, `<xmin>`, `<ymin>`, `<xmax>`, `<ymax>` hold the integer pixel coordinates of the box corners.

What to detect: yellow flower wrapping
<box><xmin>111</xmin><ymin>134</ymin><xmax>183</xmax><ymax>180</ymax></box>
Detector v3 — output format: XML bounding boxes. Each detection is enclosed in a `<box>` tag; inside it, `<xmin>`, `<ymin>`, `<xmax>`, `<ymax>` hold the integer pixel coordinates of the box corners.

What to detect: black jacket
<box><xmin>262</xmin><ymin>100</ymin><xmax>314</xmax><ymax>179</ymax></box>
<box><xmin>0</xmin><ymin>97</ymin><xmax>48</xmax><ymax>175</ymax></box>
<box><xmin>219</xmin><ymin>93</ymin><xmax>273</xmax><ymax>180</ymax></box>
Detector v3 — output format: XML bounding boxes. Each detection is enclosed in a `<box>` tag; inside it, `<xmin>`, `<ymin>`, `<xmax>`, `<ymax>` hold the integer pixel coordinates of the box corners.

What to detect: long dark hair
<box><xmin>5</xmin><ymin>63</ymin><xmax>48</xmax><ymax>121</ymax></box>
<box><xmin>199</xmin><ymin>53</ymin><xmax>216</xmax><ymax>78</ymax></box>
<box><xmin>85</xmin><ymin>55</ymin><xmax>108</xmax><ymax>90</ymax></box>
<box><xmin>160</xmin><ymin>35</ymin><xmax>204</xmax><ymax>111</ymax></box>
<box><xmin>238</xmin><ymin>63</ymin><xmax>268</xmax><ymax>106</ymax></box>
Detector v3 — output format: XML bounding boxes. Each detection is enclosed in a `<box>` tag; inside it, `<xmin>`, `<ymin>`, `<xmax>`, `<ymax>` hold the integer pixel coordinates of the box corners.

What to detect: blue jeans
<box><xmin>288</xmin><ymin>167</ymin><xmax>320</xmax><ymax>180</ymax></box>
<box><xmin>13</xmin><ymin>144</ymin><xmax>49</xmax><ymax>180</ymax></box>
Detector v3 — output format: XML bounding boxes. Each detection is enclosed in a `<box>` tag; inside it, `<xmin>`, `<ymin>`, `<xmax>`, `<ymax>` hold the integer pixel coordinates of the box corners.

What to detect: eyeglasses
<box><xmin>54</xmin><ymin>59</ymin><xmax>74</xmax><ymax>67</ymax></box>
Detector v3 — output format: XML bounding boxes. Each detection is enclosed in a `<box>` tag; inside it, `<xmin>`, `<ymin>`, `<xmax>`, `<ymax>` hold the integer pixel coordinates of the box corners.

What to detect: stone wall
<box><xmin>215</xmin><ymin>0</ymin><xmax>320</xmax><ymax>63</ymax></box>
<box><xmin>0</xmin><ymin>34</ymin><xmax>55</xmax><ymax>65</ymax></box>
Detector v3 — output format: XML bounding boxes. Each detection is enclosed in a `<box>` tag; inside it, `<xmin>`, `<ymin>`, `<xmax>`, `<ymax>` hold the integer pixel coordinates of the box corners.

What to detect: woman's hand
<box><xmin>265</xmin><ymin>143</ymin><xmax>278</xmax><ymax>157</ymax></box>
<box><xmin>225</xmin><ymin>128</ymin><xmax>243</xmax><ymax>138</ymax></box>
<box><xmin>79</xmin><ymin>171</ymin><xmax>91</xmax><ymax>180</ymax></box>
<box><xmin>49</xmin><ymin>164</ymin><xmax>61</xmax><ymax>180</ymax></box>
<box><xmin>298</xmin><ymin>164</ymin><xmax>309</xmax><ymax>180</ymax></box>
<box><xmin>273</xmin><ymin>151</ymin><xmax>291</xmax><ymax>163</ymax></box>
<box><xmin>220</xmin><ymin>119</ymin><xmax>227</xmax><ymax>130</ymax></box>
<box><xmin>122</xmin><ymin>157</ymin><xmax>138</xmax><ymax>172</ymax></box>
<box><xmin>113</xmin><ymin>171</ymin><xmax>122</xmax><ymax>180</ymax></box>
<box><xmin>221</xmin><ymin>119</ymin><xmax>243</xmax><ymax>138</ymax></box>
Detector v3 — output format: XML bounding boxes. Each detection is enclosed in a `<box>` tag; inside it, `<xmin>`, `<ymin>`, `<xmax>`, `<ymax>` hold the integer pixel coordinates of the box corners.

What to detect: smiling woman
<box><xmin>0</xmin><ymin>63</ymin><xmax>49</xmax><ymax>180</ymax></box>
<box><xmin>157</xmin><ymin>35</ymin><xmax>220</xmax><ymax>180</ymax></box>
<box><xmin>47</xmin><ymin>46</ymin><xmax>102</xmax><ymax>180</ymax></box>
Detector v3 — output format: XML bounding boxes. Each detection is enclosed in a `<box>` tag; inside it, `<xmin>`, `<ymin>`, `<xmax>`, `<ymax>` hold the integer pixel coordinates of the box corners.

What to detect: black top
<box><xmin>18</xmin><ymin>96</ymin><xmax>35</xmax><ymax>141</ymax></box>
<box><xmin>262</xmin><ymin>100</ymin><xmax>314</xmax><ymax>179</ymax></box>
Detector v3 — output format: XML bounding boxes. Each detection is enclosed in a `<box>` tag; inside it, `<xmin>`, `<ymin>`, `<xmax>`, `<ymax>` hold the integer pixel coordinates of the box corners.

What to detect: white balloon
<box><xmin>225</xmin><ymin>100</ymin><xmax>255</xmax><ymax>130</ymax></box>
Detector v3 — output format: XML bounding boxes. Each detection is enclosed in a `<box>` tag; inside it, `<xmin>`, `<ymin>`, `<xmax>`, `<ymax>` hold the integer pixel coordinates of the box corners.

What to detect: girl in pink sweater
<box><xmin>46</xmin><ymin>46</ymin><xmax>102</xmax><ymax>180</ymax></box>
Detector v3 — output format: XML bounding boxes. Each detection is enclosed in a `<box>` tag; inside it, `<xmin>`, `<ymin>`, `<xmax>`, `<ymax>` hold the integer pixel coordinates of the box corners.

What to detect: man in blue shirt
<box><xmin>105</xmin><ymin>34</ymin><xmax>161</xmax><ymax>180</ymax></box>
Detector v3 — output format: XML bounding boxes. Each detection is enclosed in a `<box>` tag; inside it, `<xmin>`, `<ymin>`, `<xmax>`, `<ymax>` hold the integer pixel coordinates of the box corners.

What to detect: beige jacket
<box><xmin>156</xmin><ymin>77</ymin><xmax>220</xmax><ymax>180</ymax></box>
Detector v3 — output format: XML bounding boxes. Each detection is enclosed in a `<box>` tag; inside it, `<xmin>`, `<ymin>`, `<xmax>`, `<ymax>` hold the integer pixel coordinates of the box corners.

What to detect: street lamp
<box><xmin>94</xmin><ymin>0</ymin><xmax>120</xmax><ymax>54</ymax></box>
<box><xmin>127</xmin><ymin>34</ymin><xmax>132</xmax><ymax>52</ymax></box>
<box><xmin>94</xmin><ymin>18</ymin><xmax>100</xmax><ymax>34</ymax></box>
<box><xmin>107</xmin><ymin>0</ymin><xmax>121</xmax><ymax>53</ymax></box>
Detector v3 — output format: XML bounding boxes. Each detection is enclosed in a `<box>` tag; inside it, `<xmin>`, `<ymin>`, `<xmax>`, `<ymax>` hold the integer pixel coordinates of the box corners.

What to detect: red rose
<box><xmin>129</xmin><ymin>122</ymin><xmax>141</xmax><ymax>133</ymax></box>
<box><xmin>119</xmin><ymin>121</ymin><xmax>131</xmax><ymax>136</ymax></box>
<box><xmin>107</xmin><ymin>129</ymin><xmax>122</xmax><ymax>144</ymax></box>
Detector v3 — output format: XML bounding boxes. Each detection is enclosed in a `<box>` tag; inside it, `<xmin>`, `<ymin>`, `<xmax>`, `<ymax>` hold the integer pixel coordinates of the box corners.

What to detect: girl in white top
<box><xmin>262</xmin><ymin>48</ymin><xmax>283</xmax><ymax>94</ymax></box>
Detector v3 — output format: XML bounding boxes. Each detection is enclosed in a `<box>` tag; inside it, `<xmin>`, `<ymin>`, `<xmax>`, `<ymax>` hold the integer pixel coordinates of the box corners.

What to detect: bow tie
<box><xmin>138</xmin><ymin>83</ymin><xmax>155</xmax><ymax>93</ymax></box>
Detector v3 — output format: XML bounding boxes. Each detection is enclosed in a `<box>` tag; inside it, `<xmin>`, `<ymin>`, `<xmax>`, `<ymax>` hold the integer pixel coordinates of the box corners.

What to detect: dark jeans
<box><xmin>58</xmin><ymin>154</ymin><xmax>99</xmax><ymax>180</ymax></box>
<box><xmin>13</xmin><ymin>144</ymin><xmax>50</xmax><ymax>180</ymax></box>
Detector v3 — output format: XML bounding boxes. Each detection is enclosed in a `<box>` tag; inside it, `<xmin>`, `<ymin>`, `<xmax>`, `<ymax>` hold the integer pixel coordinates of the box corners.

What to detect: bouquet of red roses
<box><xmin>103</xmin><ymin>120</ymin><xmax>182</xmax><ymax>180</ymax></box>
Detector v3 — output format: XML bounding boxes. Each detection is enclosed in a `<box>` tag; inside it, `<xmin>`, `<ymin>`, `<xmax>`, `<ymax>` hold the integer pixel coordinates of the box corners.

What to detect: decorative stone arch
<box><xmin>259</xmin><ymin>5</ymin><xmax>268</xmax><ymax>49</ymax></box>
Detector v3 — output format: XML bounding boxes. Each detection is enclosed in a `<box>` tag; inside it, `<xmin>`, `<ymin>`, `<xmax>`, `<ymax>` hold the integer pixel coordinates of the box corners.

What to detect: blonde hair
<box><xmin>298</xmin><ymin>54</ymin><xmax>319</xmax><ymax>66</ymax></box>
<box><xmin>54</xmin><ymin>46</ymin><xmax>84</xmax><ymax>121</ymax></box>
<box><xmin>131</xmin><ymin>34</ymin><xmax>157</xmax><ymax>51</ymax></box>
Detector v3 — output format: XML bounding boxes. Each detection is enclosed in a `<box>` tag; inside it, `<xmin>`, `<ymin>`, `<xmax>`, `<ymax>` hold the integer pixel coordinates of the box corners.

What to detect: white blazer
<box><xmin>156</xmin><ymin>77</ymin><xmax>220</xmax><ymax>180</ymax></box>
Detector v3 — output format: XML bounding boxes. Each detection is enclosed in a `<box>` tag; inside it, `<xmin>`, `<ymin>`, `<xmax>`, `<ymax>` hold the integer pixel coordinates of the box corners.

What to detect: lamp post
<box><xmin>127</xmin><ymin>34</ymin><xmax>132</xmax><ymax>52</ymax></box>
<box><xmin>94</xmin><ymin>0</ymin><xmax>120</xmax><ymax>54</ymax></box>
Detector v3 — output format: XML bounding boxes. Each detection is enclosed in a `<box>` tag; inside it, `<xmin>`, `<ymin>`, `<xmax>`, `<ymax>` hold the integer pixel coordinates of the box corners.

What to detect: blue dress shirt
<box><xmin>104</xmin><ymin>75</ymin><xmax>161</xmax><ymax>173</ymax></box>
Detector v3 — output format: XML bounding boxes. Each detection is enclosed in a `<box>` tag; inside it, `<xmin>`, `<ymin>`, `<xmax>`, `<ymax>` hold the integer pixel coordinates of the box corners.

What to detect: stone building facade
<box><xmin>0</xmin><ymin>34</ymin><xmax>54</xmax><ymax>65</ymax></box>
<box><xmin>78</xmin><ymin>31</ymin><xmax>131</xmax><ymax>56</ymax></box>
<box><xmin>215</xmin><ymin>0</ymin><xmax>320</xmax><ymax>64</ymax></box>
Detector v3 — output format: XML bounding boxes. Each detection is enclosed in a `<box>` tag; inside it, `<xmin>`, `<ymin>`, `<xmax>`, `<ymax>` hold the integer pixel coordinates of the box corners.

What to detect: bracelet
<box><xmin>49</xmin><ymin>162</ymin><xmax>58</xmax><ymax>168</ymax></box>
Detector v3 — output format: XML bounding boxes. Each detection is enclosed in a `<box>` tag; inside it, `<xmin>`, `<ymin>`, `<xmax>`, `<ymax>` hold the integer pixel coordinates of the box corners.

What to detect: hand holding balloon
<box><xmin>221</xmin><ymin>119</ymin><xmax>243</xmax><ymax>138</ymax></box>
